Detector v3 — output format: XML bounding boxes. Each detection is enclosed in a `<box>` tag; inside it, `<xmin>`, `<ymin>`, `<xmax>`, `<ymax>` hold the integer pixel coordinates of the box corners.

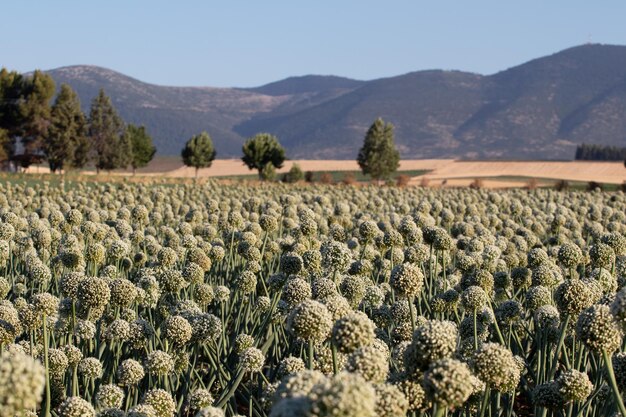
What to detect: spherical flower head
<box><xmin>104</xmin><ymin>319</ymin><xmax>131</xmax><ymax>342</ymax></box>
<box><xmin>142</xmin><ymin>388</ymin><xmax>176</xmax><ymax>417</ymax></box>
<box><xmin>77</xmin><ymin>277</ymin><xmax>111</xmax><ymax>312</ymax></box>
<box><xmin>61</xmin><ymin>344</ymin><xmax>83</xmax><ymax>367</ymax></box>
<box><xmin>534</xmin><ymin>305</ymin><xmax>560</xmax><ymax>330</ymax></box>
<box><xmin>57</xmin><ymin>396</ymin><xmax>95</xmax><ymax>417</ymax></box>
<box><xmin>461</xmin><ymin>286</ymin><xmax>488</xmax><ymax>311</ymax></box>
<box><xmin>127</xmin><ymin>404</ymin><xmax>157</xmax><ymax>417</ymax></box>
<box><xmin>393</xmin><ymin>377</ymin><xmax>426</xmax><ymax>411</ymax></box>
<box><xmin>373</xmin><ymin>383</ymin><xmax>409</xmax><ymax>417</ymax></box>
<box><xmin>31</xmin><ymin>292</ymin><xmax>59</xmax><ymax>316</ymax></box>
<box><xmin>282</xmin><ymin>278</ymin><xmax>312</xmax><ymax>306</ymax></box>
<box><xmin>532</xmin><ymin>381</ymin><xmax>564</xmax><ymax>409</ymax></box>
<box><xmin>98</xmin><ymin>407</ymin><xmax>125</xmax><ymax>417</ymax></box>
<box><xmin>390</xmin><ymin>263</ymin><xmax>424</xmax><ymax>298</ymax></box>
<box><xmin>308</xmin><ymin>372</ymin><xmax>376</xmax><ymax>417</ymax></box>
<box><xmin>75</xmin><ymin>319</ymin><xmax>97</xmax><ymax>340</ymax></box>
<box><xmin>145</xmin><ymin>350</ymin><xmax>174</xmax><ymax>376</ymax></box>
<box><xmin>612</xmin><ymin>352</ymin><xmax>626</xmax><ymax>391</ymax></box>
<box><xmin>274</xmin><ymin>369</ymin><xmax>327</xmax><ymax>402</ymax></box>
<box><xmin>494</xmin><ymin>300</ymin><xmax>523</xmax><ymax>326</ymax></box>
<box><xmin>281</xmin><ymin>252</ymin><xmax>304</xmax><ymax>276</ymax></box>
<box><xmin>188</xmin><ymin>313</ymin><xmax>222</xmax><ymax>344</ymax></box>
<box><xmin>47</xmin><ymin>348</ymin><xmax>69</xmax><ymax>377</ymax></box>
<box><xmin>193</xmin><ymin>283</ymin><xmax>214</xmax><ymax>306</ymax></box>
<box><xmin>344</xmin><ymin>345</ymin><xmax>389</xmax><ymax>383</ymax></box>
<box><xmin>269</xmin><ymin>397</ymin><xmax>310</xmax><ymax>417</ymax></box>
<box><xmin>109</xmin><ymin>279</ymin><xmax>138</xmax><ymax>308</ymax></box>
<box><xmin>423</xmin><ymin>358</ymin><xmax>475</xmax><ymax>409</ymax></box>
<box><xmin>195</xmin><ymin>407</ymin><xmax>225</xmax><ymax>417</ymax></box>
<box><xmin>331</xmin><ymin>311</ymin><xmax>375</xmax><ymax>354</ymax></box>
<box><xmin>233</xmin><ymin>270</ymin><xmax>257</xmax><ymax>295</ymax></box>
<box><xmin>405</xmin><ymin>320</ymin><xmax>458</xmax><ymax>373</ymax></box>
<box><xmin>311</xmin><ymin>278</ymin><xmax>337</xmax><ymax>300</ymax></box>
<box><xmin>78</xmin><ymin>357</ymin><xmax>103</xmax><ymax>379</ymax></box>
<box><xmin>162</xmin><ymin>315</ymin><xmax>192</xmax><ymax>346</ymax></box>
<box><xmin>181</xmin><ymin>263</ymin><xmax>204</xmax><ymax>287</ymax></box>
<box><xmin>0</xmin><ymin>350</ymin><xmax>45</xmax><ymax>417</ymax></box>
<box><xmin>527</xmin><ymin>248</ymin><xmax>549</xmax><ymax>268</ymax></box>
<box><xmin>589</xmin><ymin>243</ymin><xmax>615</xmax><ymax>269</ymax></box>
<box><xmin>576</xmin><ymin>304</ymin><xmax>623</xmax><ymax>353</ymax></box>
<box><xmin>188</xmin><ymin>388</ymin><xmax>214</xmax><ymax>410</ymax></box>
<box><xmin>214</xmin><ymin>286</ymin><xmax>230</xmax><ymax>303</ymax></box>
<box><xmin>239</xmin><ymin>347</ymin><xmax>265</xmax><ymax>373</ymax></box>
<box><xmin>556</xmin><ymin>369</ymin><xmax>592</xmax><ymax>403</ymax></box>
<box><xmin>554</xmin><ymin>279</ymin><xmax>593</xmax><ymax>316</ymax></box>
<box><xmin>320</xmin><ymin>240</ymin><xmax>352</xmax><ymax>273</ymax></box>
<box><xmin>511</xmin><ymin>267</ymin><xmax>532</xmax><ymax>290</ymax></box>
<box><xmin>235</xmin><ymin>333</ymin><xmax>255</xmax><ymax>354</ymax></box>
<box><xmin>96</xmin><ymin>384</ymin><xmax>125</xmax><ymax>409</ymax></box>
<box><xmin>277</xmin><ymin>356</ymin><xmax>306</xmax><ymax>379</ymax></box>
<box><xmin>117</xmin><ymin>359</ymin><xmax>145</xmax><ymax>386</ymax></box>
<box><xmin>558</xmin><ymin>243</ymin><xmax>582</xmax><ymax>268</ymax></box>
<box><xmin>531</xmin><ymin>263</ymin><xmax>562</xmax><ymax>289</ymax></box>
<box><xmin>287</xmin><ymin>300</ymin><xmax>333</xmax><ymax>343</ymax></box>
<box><xmin>524</xmin><ymin>286</ymin><xmax>552</xmax><ymax>312</ymax></box>
<box><xmin>472</xmin><ymin>343</ymin><xmax>520</xmax><ymax>392</ymax></box>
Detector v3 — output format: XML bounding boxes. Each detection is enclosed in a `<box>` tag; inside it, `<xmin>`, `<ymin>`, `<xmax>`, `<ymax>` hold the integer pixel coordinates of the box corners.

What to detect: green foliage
<box><xmin>357</xmin><ymin>118</ymin><xmax>400</xmax><ymax>181</ymax></box>
<box><xmin>0</xmin><ymin>68</ymin><xmax>25</xmax><ymax>160</ymax></box>
<box><xmin>181</xmin><ymin>131</ymin><xmax>216</xmax><ymax>176</ymax></box>
<box><xmin>283</xmin><ymin>163</ymin><xmax>304</xmax><ymax>183</ymax></box>
<box><xmin>575</xmin><ymin>143</ymin><xmax>626</xmax><ymax>161</ymax></box>
<box><xmin>126</xmin><ymin>124</ymin><xmax>156</xmax><ymax>173</ymax></box>
<box><xmin>241</xmin><ymin>133</ymin><xmax>286</xmax><ymax>179</ymax></box>
<box><xmin>16</xmin><ymin>70</ymin><xmax>56</xmax><ymax>168</ymax></box>
<box><xmin>46</xmin><ymin>84</ymin><xmax>88</xmax><ymax>172</ymax></box>
<box><xmin>88</xmin><ymin>89</ymin><xmax>126</xmax><ymax>172</ymax></box>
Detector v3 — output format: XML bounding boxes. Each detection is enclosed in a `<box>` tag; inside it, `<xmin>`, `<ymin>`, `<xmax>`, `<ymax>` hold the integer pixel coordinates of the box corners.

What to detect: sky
<box><xmin>1</xmin><ymin>1</ymin><xmax>625</xmax><ymax>87</ymax></box>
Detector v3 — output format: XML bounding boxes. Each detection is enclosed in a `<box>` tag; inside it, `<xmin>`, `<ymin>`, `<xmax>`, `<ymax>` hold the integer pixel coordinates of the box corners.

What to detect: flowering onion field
<box><xmin>0</xmin><ymin>180</ymin><xmax>626</xmax><ymax>417</ymax></box>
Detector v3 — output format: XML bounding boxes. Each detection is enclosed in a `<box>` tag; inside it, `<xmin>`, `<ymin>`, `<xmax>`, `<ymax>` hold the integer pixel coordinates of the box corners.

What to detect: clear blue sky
<box><xmin>2</xmin><ymin>1</ymin><xmax>624</xmax><ymax>87</ymax></box>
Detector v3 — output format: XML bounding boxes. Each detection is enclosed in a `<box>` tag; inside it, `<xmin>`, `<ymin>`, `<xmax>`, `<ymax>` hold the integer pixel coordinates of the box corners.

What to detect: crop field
<box><xmin>0</xmin><ymin>178</ymin><xmax>626</xmax><ymax>417</ymax></box>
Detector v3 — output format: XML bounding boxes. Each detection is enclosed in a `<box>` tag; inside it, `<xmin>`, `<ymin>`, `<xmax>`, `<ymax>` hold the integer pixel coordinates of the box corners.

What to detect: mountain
<box><xmin>43</xmin><ymin>44</ymin><xmax>626</xmax><ymax>159</ymax></box>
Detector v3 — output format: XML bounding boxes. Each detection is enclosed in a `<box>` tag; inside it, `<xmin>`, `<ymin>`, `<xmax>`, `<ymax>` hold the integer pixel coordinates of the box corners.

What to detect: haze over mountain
<box><xmin>43</xmin><ymin>44</ymin><xmax>626</xmax><ymax>159</ymax></box>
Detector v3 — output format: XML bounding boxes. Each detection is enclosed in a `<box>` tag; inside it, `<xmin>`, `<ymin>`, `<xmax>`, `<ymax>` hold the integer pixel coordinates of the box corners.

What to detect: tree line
<box><xmin>181</xmin><ymin>117</ymin><xmax>401</xmax><ymax>182</ymax></box>
<box><xmin>0</xmin><ymin>68</ymin><xmax>155</xmax><ymax>173</ymax></box>
<box><xmin>574</xmin><ymin>143</ymin><xmax>626</xmax><ymax>161</ymax></box>
<box><xmin>2</xmin><ymin>67</ymin><xmax>402</xmax><ymax>181</ymax></box>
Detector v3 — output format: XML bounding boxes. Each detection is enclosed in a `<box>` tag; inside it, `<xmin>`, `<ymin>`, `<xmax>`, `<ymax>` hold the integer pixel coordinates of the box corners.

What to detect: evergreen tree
<box><xmin>0</xmin><ymin>68</ymin><xmax>25</xmax><ymax>162</ymax></box>
<box><xmin>46</xmin><ymin>84</ymin><xmax>88</xmax><ymax>172</ymax></box>
<box><xmin>357</xmin><ymin>118</ymin><xmax>400</xmax><ymax>181</ymax></box>
<box><xmin>16</xmin><ymin>70</ymin><xmax>55</xmax><ymax>168</ymax></box>
<box><xmin>88</xmin><ymin>89</ymin><xmax>125</xmax><ymax>173</ymax></box>
<box><xmin>241</xmin><ymin>133</ymin><xmax>286</xmax><ymax>180</ymax></box>
<box><xmin>126</xmin><ymin>124</ymin><xmax>156</xmax><ymax>174</ymax></box>
<box><xmin>181</xmin><ymin>131</ymin><xmax>216</xmax><ymax>177</ymax></box>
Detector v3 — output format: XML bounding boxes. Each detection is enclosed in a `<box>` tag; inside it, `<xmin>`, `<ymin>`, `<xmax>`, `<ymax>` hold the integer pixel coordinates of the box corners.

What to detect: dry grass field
<box><xmin>23</xmin><ymin>158</ymin><xmax>626</xmax><ymax>188</ymax></box>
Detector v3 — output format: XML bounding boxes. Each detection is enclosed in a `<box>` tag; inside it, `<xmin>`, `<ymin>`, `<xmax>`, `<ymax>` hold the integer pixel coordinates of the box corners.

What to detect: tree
<box><xmin>0</xmin><ymin>68</ymin><xmax>25</xmax><ymax>163</ymax></box>
<box><xmin>16</xmin><ymin>70</ymin><xmax>55</xmax><ymax>168</ymax></box>
<box><xmin>283</xmin><ymin>163</ymin><xmax>304</xmax><ymax>183</ymax></box>
<box><xmin>241</xmin><ymin>133</ymin><xmax>286</xmax><ymax>180</ymax></box>
<box><xmin>181</xmin><ymin>131</ymin><xmax>216</xmax><ymax>177</ymax></box>
<box><xmin>357</xmin><ymin>118</ymin><xmax>400</xmax><ymax>182</ymax></box>
<box><xmin>88</xmin><ymin>89</ymin><xmax>126</xmax><ymax>173</ymax></box>
<box><xmin>46</xmin><ymin>84</ymin><xmax>88</xmax><ymax>172</ymax></box>
<box><xmin>126</xmin><ymin>124</ymin><xmax>156</xmax><ymax>174</ymax></box>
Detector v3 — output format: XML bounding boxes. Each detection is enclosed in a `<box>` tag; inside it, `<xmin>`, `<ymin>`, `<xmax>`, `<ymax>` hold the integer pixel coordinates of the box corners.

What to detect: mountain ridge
<box><xmin>40</xmin><ymin>44</ymin><xmax>626</xmax><ymax>159</ymax></box>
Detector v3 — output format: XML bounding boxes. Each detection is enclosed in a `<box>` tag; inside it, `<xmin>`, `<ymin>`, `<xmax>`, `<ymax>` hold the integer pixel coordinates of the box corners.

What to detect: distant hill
<box><xmin>43</xmin><ymin>44</ymin><xmax>626</xmax><ymax>159</ymax></box>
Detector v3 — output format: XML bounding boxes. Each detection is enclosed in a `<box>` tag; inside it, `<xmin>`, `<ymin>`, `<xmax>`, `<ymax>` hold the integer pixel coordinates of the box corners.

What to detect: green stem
<box><xmin>603</xmin><ymin>349</ymin><xmax>626</xmax><ymax>417</ymax></box>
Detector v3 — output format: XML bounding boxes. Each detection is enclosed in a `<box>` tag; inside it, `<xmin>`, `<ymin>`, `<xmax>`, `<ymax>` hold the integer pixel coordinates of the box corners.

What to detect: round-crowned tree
<box><xmin>241</xmin><ymin>133</ymin><xmax>286</xmax><ymax>180</ymax></box>
<box><xmin>357</xmin><ymin>118</ymin><xmax>400</xmax><ymax>182</ymax></box>
<box><xmin>181</xmin><ymin>132</ymin><xmax>216</xmax><ymax>177</ymax></box>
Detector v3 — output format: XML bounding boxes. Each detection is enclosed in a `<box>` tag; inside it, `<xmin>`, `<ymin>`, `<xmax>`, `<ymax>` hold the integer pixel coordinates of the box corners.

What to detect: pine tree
<box><xmin>16</xmin><ymin>70</ymin><xmax>55</xmax><ymax>168</ymax></box>
<box><xmin>0</xmin><ymin>68</ymin><xmax>25</xmax><ymax>163</ymax></box>
<box><xmin>241</xmin><ymin>133</ymin><xmax>286</xmax><ymax>180</ymax></box>
<box><xmin>181</xmin><ymin>131</ymin><xmax>216</xmax><ymax>177</ymax></box>
<box><xmin>357</xmin><ymin>118</ymin><xmax>400</xmax><ymax>182</ymax></box>
<box><xmin>126</xmin><ymin>124</ymin><xmax>156</xmax><ymax>174</ymax></box>
<box><xmin>46</xmin><ymin>84</ymin><xmax>88</xmax><ymax>172</ymax></box>
<box><xmin>88</xmin><ymin>89</ymin><xmax>125</xmax><ymax>173</ymax></box>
